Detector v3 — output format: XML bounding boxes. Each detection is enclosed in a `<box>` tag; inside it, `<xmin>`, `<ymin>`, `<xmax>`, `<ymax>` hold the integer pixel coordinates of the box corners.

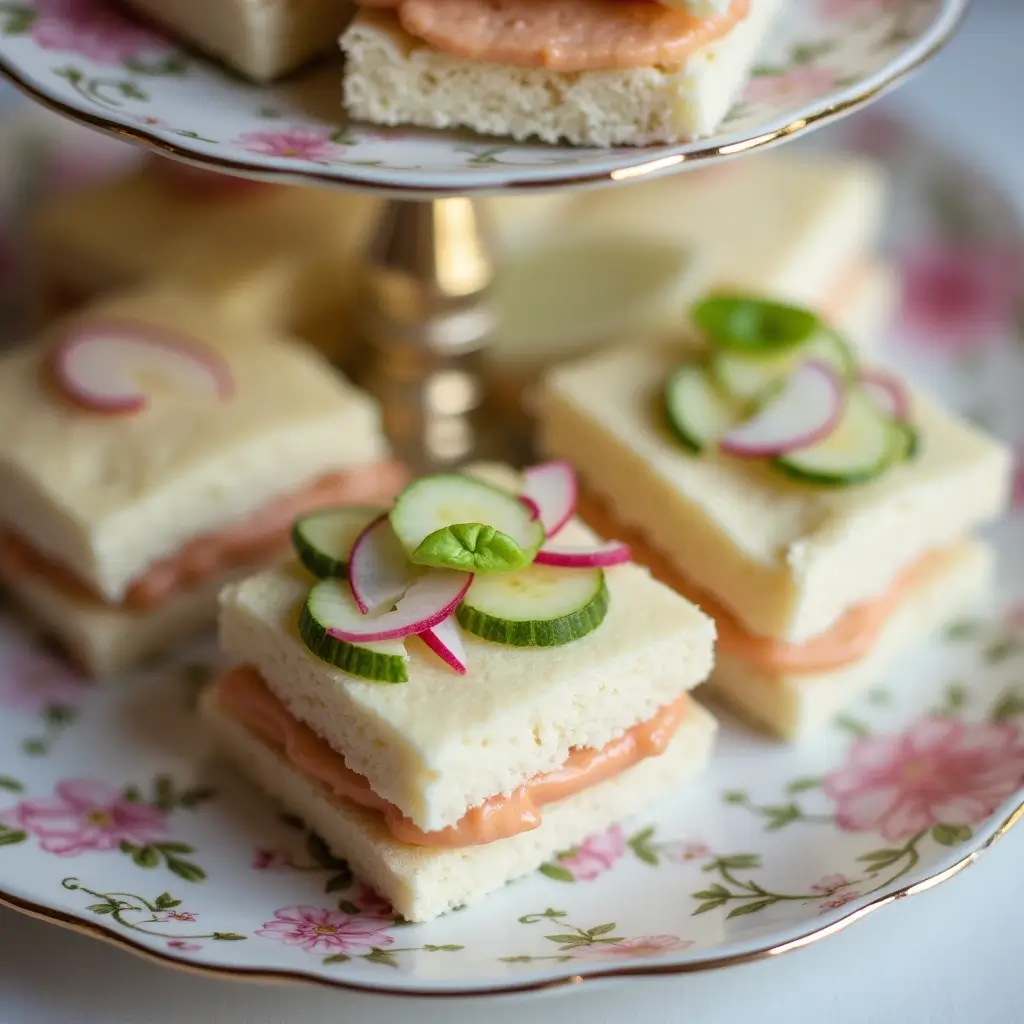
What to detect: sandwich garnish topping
<box><xmin>292</xmin><ymin>462</ymin><xmax>629</xmax><ymax>683</ymax></box>
<box><xmin>664</xmin><ymin>293</ymin><xmax>920</xmax><ymax>486</ymax></box>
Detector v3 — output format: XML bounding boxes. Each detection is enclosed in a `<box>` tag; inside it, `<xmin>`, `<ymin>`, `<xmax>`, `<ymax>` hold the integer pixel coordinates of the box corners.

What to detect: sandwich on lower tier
<box><xmin>342</xmin><ymin>0</ymin><xmax>787</xmax><ymax>146</ymax></box>
<box><xmin>205</xmin><ymin>463</ymin><xmax>717</xmax><ymax>921</ymax></box>
<box><xmin>539</xmin><ymin>294</ymin><xmax>1012</xmax><ymax>739</ymax></box>
<box><xmin>0</xmin><ymin>284</ymin><xmax>405</xmax><ymax>677</ymax></box>
<box><xmin>29</xmin><ymin>156</ymin><xmax>574</xmax><ymax>368</ymax></box>
<box><xmin>119</xmin><ymin>0</ymin><xmax>353</xmax><ymax>82</ymax></box>
<box><xmin>484</xmin><ymin>151</ymin><xmax>895</xmax><ymax>423</ymax></box>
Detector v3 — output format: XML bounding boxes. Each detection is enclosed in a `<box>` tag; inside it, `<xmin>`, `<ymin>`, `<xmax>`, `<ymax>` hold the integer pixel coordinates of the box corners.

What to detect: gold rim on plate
<box><xmin>0</xmin><ymin>794</ymin><xmax>1021</xmax><ymax>1000</ymax></box>
<box><xmin>0</xmin><ymin>0</ymin><xmax>967</xmax><ymax>197</ymax></box>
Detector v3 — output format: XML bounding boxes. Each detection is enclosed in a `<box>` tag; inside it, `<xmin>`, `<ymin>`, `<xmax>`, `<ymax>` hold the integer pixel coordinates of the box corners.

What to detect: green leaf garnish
<box><xmin>693</xmin><ymin>294</ymin><xmax>821</xmax><ymax>353</ymax></box>
<box><xmin>411</xmin><ymin>523</ymin><xmax>530</xmax><ymax>574</ymax></box>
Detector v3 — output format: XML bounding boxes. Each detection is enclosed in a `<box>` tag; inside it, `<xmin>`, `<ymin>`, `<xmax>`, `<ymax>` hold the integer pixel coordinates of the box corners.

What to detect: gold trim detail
<box><xmin>1</xmin><ymin>795</ymin><xmax>1021</xmax><ymax>1000</ymax></box>
<box><xmin>0</xmin><ymin>1</ymin><xmax>967</xmax><ymax>198</ymax></box>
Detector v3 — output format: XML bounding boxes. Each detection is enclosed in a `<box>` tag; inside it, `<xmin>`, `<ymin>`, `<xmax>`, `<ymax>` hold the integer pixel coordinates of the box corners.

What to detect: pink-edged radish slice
<box><xmin>520</xmin><ymin>460</ymin><xmax>577</xmax><ymax>538</ymax></box>
<box><xmin>327</xmin><ymin>569</ymin><xmax>472</xmax><ymax>643</ymax></box>
<box><xmin>719</xmin><ymin>360</ymin><xmax>844</xmax><ymax>459</ymax></box>
<box><xmin>534</xmin><ymin>541</ymin><xmax>631</xmax><ymax>568</ymax></box>
<box><xmin>518</xmin><ymin>495</ymin><xmax>541</xmax><ymax>521</ymax></box>
<box><xmin>52</xmin><ymin>322</ymin><xmax>232</xmax><ymax>415</ymax></box>
<box><xmin>859</xmin><ymin>370</ymin><xmax>910</xmax><ymax>420</ymax></box>
<box><xmin>348</xmin><ymin>515</ymin><xmax>419</xmax><ymax>615</ymax></box>
<box><xmin>419</xmin><ymin>614</ymin><xmax>468</xmax><ymax>674</ymax></box>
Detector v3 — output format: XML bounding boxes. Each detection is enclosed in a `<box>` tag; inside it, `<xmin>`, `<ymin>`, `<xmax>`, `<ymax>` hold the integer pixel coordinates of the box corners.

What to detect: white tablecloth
<box><xmin>2</xmin><ymin>3</ymin><xmax>1023</xmax><ymax>1021</ymax></box>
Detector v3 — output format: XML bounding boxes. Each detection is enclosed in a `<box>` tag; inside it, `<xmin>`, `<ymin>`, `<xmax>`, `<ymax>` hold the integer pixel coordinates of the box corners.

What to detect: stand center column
<box><xmin>358</xmin><ymin>197</ymin><xmax>496</xmax><ymax>475</ymax></box>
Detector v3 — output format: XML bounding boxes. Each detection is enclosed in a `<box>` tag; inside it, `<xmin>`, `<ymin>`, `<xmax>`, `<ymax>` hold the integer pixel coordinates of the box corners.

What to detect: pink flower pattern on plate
<box><xmin>809</xmin><ymin>874</ymin><xmax>851</xmax><ymax>896</ymax></box>
<box><xmin>823</xmin><ymin>718</ymin><xmax>1024</xmax><ymax>842</ymax></box>
<box><xmin>898</xmin><ymin>243</ymin><xmax>1023</xmax><ymax>351</ymax></box>
<box><xmin>167</xmin><ymin>940</ymin><xmax>202</xmax><ymax>952</ymax></box>
<box><xmin>1012</xmin><ymin>445</ymin><xmax>1024</xmax><ymax>512</ymax></box>
<box><xmin>745</xmin><ymin>67</ymin><xmax>838</xmax><ymax>107</ymax></box>
<box><xmin>661</xmin><ymin>841</ymin><xmax>712</xmax><ymax>864</ymax></box>
<box><xmin>233</xmin><ymin>128</ymin><xmax>346</xmax><ymax>164</ymax></box>
<box><xmin>818</xmin><ymin>890</ymin><xmax>860</xmax><ymax>912</ymax></box>
<box><xmin>30</xmin><ymin>0</ymin><xmax>166</xmax><ymax>66</ymax></box>
<box><xmin>252</xmin><ymin>847</ymin><xmax>294</xmax><ymax>871</ymax></box>
<box><xmin>559</xmin><ymin>825</ymin><xmax>626</xmax><ymax>881</ymax></box>
<box><xmin>154</xmin><ymin>910</ymin><xmax>197</xmax><ymax>923</ymax></box>
<box><xmin>572</xmin><ymin>935</ymin><xmax>693</xmax><ymax>961</ymax></box>
<box><xmin>257</xmin><ymin>906</ymin><xmax>394</xmax><ymax>955</ymax></box>
<box><xmin>2</xmin><ymin>780</ymin><xmax>166</xmax><ymax>855</ymax></box>
<box><xmin>0</xmin><ymin>644</ymin><xmax>89</xmax><ymax>714</ymax></box>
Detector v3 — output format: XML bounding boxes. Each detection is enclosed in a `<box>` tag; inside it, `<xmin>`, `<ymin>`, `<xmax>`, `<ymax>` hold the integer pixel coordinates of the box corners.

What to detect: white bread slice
<box><xmin>340</xmin><ymin>0</ymin><xmax>786</xmax><ymax>147</ymax></box>
<box><xmin>0</xmin><ymin>560</ymin><xmax>257</xmax><ymax>679</ymax></box>
<box><xmin>568</xmin><ymin>152</ymin><xmax>890</xmax><ymax>312</ymax></box>
<box><xmin>542</xmin><ymin>346</ymin><xmax>1011</xmax><ymax>644</ymax></box>
<box><xmin>0</xmin><ymin>287</ymin><xmax>392</xmax><ymax>605</ymax></box>
<box><xmin>703</xmin><ymin>539</ymin><xmax>994</xmax><ymax>740</ymax></box>
<box><xmin>120</xmin><ymin>0</ymin><xmax>353</xmax><ymax>82</ymax></box>
<box><xmin>201</xmin><ymin>687</ymin><xmax>717</xmax><ymax>921</ymax></box>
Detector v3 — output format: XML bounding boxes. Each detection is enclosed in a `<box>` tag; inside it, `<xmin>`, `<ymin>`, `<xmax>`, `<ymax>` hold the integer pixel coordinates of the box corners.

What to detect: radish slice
<box><xmin>52</xmin><ymin>322</ymin><xmax>232</xmax><ymax>415</ymax></box>
<box><xmin>327</xmin><ymin>570</ymin><xmax>472</xmax><ymax>643</ymax></box>
<box><xmin>534</xmin><ymin>541</ymin><xmax>631</xmax><ymax>568</ymax></box>
<box><xmin>719</xmin><ymin>360</ymin><xmax>844</xmax><ymax>459</ymax></box>
<box><xmin>519</xmin><ymin>495</ymin><xmax>541</xmax><ymax>521</ymax></box>
<box><xmin>520</xmin><ymin>461</ymin><xmax>577</xmax><ymax>538</ymax></box>
<box><xmin>859</xmin><ymin>370</ymin><xmax>909</xmax><ymax>420</ymax></box>
<box><xmin>348</xmin><ymin>515</ymin><xmax>419</xmax><ymax>615</ymax></box>
<box><xmin>419</xmin><ymin>614</ymin><xmax>468</xmax><ymax>674</ymax></box>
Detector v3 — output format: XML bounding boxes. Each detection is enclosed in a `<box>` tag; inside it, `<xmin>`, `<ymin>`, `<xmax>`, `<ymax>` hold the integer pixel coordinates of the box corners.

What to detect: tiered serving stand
<box><xmin>0</xmin><ymin>0</ymin><xmax>967</xmax><ymax>472</ymax></box>
<box><xmin>0</xmin><ymin>0</ymin><xmax>1004</xmax><ymax>1003</ymax></box>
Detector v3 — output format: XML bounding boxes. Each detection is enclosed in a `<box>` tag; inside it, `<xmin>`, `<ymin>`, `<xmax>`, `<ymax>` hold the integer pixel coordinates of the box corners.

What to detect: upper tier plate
<box><xmin>0</xmin><ymin>0</ymin><xmax>965</xmax><ymax>197</ymax></box>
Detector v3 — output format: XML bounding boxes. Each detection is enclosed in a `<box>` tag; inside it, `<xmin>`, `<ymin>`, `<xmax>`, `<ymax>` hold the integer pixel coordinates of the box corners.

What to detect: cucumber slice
<box><xmin>390</xmin><ymin>474</ymin><xmax>545</xmax><ymax>570</ymax></box>
<box><xmin>291</xmin><ymin>506</ymin><xmax>384</xmax><ymax>579</ymax></box>
<box><xmin>693</xmin><ymin>294</ymin><xmax>820</xmax><ymax>354</ymax></box>
<box><xmin>772</xmin><ymin>388</ymin><xmax>896</xmax><ymax>487</ymax></box>
<box><xmin>712</xmin><ymin>328</ymin><xmax>855</xmax><ymax>403</ymax></box>
<box><xmin>663</xmin><ymin>362</ymin><xmax>742</xmax><ymax>453</ymax></box>
<box><xmin>890</xmin><ymin>420</ymin><xmax>921</xmax><ymax>463</ymax></box>
<box><xmin>456</xmin><ymin>565</ymin><xmax>608</xmax><ymax>648</ymax></box>
<box><xmin>299</xmin><ymin>580</ymin><xmax>409</xmax><ymax>682</ymax></box>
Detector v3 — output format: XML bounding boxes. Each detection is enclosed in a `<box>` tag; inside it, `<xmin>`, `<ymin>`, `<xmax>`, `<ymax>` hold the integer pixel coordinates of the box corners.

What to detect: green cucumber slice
<box><xmin>772</xmin><ymin>388</ymin><xmax>896</xmax><ymax>487</ymax></box>
<box><xmin>693</xmin><ymin>294</ymin><xmax>820</xmax><ymax>354</ymax></box>
<box><xmin>299</xmin><ymin>579</ymin><xmax>409</xmax><ymax>682</ymax></box>
<box><xmin>890</xmin><ymin>420</ymin><xmax>921</xmax><ymax>463</ymax></box>
<box><xmin>456</xmin><ymin>565</ymin><xmax>608</xmax><ymax>647</ymax></box>
<box><xmin>390</xmin><ymin>474</ymin><xmax>545</xmax><ymax>571</ymax></box>
<box><xmin>712</xmin><ymin>328</ymin><xmax>855</xmax><ymax>403</ymax></box>
<box><xmin>664</xmin><ymin>362</ymin><xmax>742</xmax><ymax>454</ymax></box>
<box><xmin>291</xmin><ymin>506</ymin><xmax>384</xmax><ymax>579</ymax></box>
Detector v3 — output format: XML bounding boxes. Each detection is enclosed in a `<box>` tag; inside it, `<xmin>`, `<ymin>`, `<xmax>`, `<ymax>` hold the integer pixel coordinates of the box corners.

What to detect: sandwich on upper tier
<box><xmin>118</xmin><ymin>0</ymin><xmax>354</xmax><ymax>82</ymax></box>
<box><xmin>205</xmin><ymin>463</ymin><xmax>717</xmax><ymax>921</ymax></box>
<box><xmin>341</xmin><ymin>0</ymin><xmax>787</xmax><ymax>146</ymax></box>
<box><xmin>484</xmin><ymin>151</ymin><xmax>895</xmax><ymax>422</ymax></box>
<box><xmin>0</xmin><ymin>284</ymin><xmax>405</xmax><ymax>678</ymax></box>
<box><xmin>539</xmin><ymin>294</ymin><xmax>1012</xmax><ymax>739</ymax></box>
<box><xmin>29</xmin><ymin>155</ymin><xmax>574</xmax><ymax>368</ymax></box>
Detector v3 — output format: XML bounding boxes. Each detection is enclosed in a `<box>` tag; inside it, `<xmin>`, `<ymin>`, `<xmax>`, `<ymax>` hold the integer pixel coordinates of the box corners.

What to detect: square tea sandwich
<box><xmin>540</xmin><ymin>293</ymin><xmax>1012</xmax><ymax>739</ymax></box>
<box><xmin>205</xmin><ymin>463</ymin><xmax>718</xmax><ymax>921</ymax></box>
<box><xmin>0</xmin><ymin>284</ymin><xmax>405</xmax><ymax>677</ymax></box>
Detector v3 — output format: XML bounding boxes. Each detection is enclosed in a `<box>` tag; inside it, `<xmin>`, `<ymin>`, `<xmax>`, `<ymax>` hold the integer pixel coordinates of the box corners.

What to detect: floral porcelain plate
<box><xmin>1</xmin><ymin>106</ymin><xmax>1023</xmax><ymax>998</ymax></box>
<box><xmin>0</xmin><ymin>0</ymin><xmax>966</xmax><ymax>195</ymax></box>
